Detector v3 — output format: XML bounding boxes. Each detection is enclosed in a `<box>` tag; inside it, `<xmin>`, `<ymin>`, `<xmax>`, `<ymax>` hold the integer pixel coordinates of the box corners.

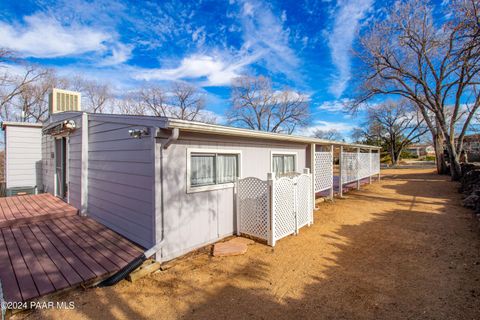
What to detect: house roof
<box><xmin>1</xmin><ymin>121</ymin><xmax>43</xmax><ymax>130</ymax></box>
<box><xmin>43</xmin><ymin>112</ymin><xmax>381</xmax><ymax>150</ymax></box>
<box><xmin>166</xmin><ymin>118</ymin><xmax>382</xmax><ymax>150</ymax></box>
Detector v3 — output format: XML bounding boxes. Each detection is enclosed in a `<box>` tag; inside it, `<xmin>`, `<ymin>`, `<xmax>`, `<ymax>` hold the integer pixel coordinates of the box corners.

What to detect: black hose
<box><xmin>98</xmin><ymin>254</ymin><xmax>146</xmax><ymax>287</ymax></box>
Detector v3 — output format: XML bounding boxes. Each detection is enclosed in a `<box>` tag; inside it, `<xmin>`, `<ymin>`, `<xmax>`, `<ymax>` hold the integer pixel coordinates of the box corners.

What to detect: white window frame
<box><xmin>186</xmin><ymin>148</ymin><xmax>242</xmax><ymax>193</ymax></box>
<box><xmin>270</xmin><ymin>151</ymin><xmax>298</xmax><ymax>177</ymax></box>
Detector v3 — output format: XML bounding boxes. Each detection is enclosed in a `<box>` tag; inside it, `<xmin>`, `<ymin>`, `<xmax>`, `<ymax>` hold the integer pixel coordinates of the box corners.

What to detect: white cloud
<box><xmin>134</xmin><ymin>52</ymin><xmax>262</xmax><ymax>86</ymax></box>
<box><xmin>237</xmin><ymin>0</ymin><xmax>300</xmax><ymax>81</ymax></box>
<box><xmin>243</xmin><ymin>2</ymin><xmax>255</xmax><ymax>16</ymax></box>
<box><xmin>300</xmin><ymin>120</ymin><xmax>353</xmax><ymax>136</ymax></box>
<box><xmin>100</xmin><ymin>43</ymin><xmax>133</xmax><ymax>66</ymax></box>
<box><xmin>0</xmin><ymin>13</ymin><xmax>110</xmax><ymax>58</ymax></box>
<box><xmin>317</xmin><ymin>98</ymin><xmax>353</xmax><ymax>113</ymax></box>
<box><xmin>327</xmin><ymin>0</ymin><xmax>373</xmax><ymax>97</ymax></box>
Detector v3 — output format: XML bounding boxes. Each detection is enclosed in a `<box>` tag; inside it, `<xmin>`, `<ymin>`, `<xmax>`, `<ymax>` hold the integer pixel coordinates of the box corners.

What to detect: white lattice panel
<box><xmin>371</xmin><ymin>153</ymin><xmax>380</xmax><ymax>174</ymax></box>
<box><xmin>341</xmin><ymin>152</ymin><xmax>358</xmax><ymax>184</ymax></box>
<box><xmin>237</xmin><ymin>177</ymin><xmax>269</xmax><ymax>240</ymax></box>
<box><xmin>358</xmin><ymin>153</ymin><xmax>371</xmax><ymax>179</ymax></box>
<box><xmin>315</xmin><ymin>152</ymin><xmax>333</xmax><ymax>192</ymax></box>
<box><xmin>273</xmin><ymin>177</ymin><xmax>296</xmax><ymax>240</ymax></box>
<box><xmin>296</xmin><ymin>174</ymin><xmax>312</xmax><ymax>229</ymax></box>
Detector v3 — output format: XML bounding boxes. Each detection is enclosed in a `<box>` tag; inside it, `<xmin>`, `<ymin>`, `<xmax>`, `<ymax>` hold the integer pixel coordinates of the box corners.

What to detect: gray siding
<box><xmin>160</xmin><ymin>133</ymin><xmax>308</xmax><ymax>260</ymax></box>
<box><xmin>40</xmin><ymin>115</ymin><xmax>82</xmax><ymax>206</ymax></box>
<box><xmin>87</xmin><ymin>119</ymin><xmax>154</xmax><ymax>248</ymax></box>
<box><xmin>5</xmin><ymin>126</ymin><xmax>43</xmax><ymax>189</ymax></box>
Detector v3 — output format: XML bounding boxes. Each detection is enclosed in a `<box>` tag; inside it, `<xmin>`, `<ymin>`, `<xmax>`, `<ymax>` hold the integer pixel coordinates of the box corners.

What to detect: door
<box><xmin>55</xmin><ymin>137</ymin><xmax>67</xmax><ymax>199</ymax></box>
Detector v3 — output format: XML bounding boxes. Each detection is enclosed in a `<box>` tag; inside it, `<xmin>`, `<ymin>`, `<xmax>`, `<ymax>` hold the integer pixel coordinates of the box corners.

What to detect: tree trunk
<box><xmin>432</xmin><ymin>132</ymin><xmax>448</xmax><ymax>174</ymax></box>
<box><xmin>445</xmin><ymin>140</ymin><xmax>462</xmax><ymax>180</ymax></box>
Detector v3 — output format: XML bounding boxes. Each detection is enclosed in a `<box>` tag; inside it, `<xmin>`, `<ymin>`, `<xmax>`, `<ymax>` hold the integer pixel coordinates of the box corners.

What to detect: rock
<box><xmin>462</xmin><ymin>194</ymin><xmax>479</xmax><ymax>208</ymax></box>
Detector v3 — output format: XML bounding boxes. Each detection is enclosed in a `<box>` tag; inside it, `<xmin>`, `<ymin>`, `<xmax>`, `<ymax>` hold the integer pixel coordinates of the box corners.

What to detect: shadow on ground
<box><xmin>30</xmin><ymin>169</ymin><xmax>480</xmax><ymax>320</ymax></box>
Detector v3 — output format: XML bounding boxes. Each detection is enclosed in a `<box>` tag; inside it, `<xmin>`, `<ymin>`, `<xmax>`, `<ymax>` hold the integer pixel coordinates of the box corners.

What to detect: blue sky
<box><xmin>0</xmin><ymin>0</ymin><xmax>446</xmax><ymax>138</ymax></box>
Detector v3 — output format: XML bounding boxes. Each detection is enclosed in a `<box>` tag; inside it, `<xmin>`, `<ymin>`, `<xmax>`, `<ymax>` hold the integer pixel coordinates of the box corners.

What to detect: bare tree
<box><xmin>227</xmin><ymin>76</ymin><xmax>310</xmax><ymax>133</ymax></box>
<box><xmin>353</xmin><ymin>0</ymin><xmax>480</xmax><ymax>180</ymax></box>
<box><xmin>0</xmin><ymin>64</ymin><xmax>50</xmax><ymax>119</ymax></box>
<box><xmin>16</xmin><ymin>70</ymin><xmax>69</xmax><ymax>122</ymax></box>
<box><xmin>169</xmin><ymin>82</ymin><xmax>215</xmax><ymax>122</ymax></box>
<box><xmin>138</xmin><ymin>85</ymin><xmax>168</xmax><ymax>116</ymax></box>
<box><xmin>71</xmin><ymin>76</ymin><xmax>112</xmax><ymax>113</ymax></box>
<box><xmin>312</xmin><ymin>129</ymin><xmax>344</xmax><ymax>141</ymax></box>
<box><xmin>359</xmin><ymin>100</ymin><xmax>428</xmax><ymax>165</ymax></box>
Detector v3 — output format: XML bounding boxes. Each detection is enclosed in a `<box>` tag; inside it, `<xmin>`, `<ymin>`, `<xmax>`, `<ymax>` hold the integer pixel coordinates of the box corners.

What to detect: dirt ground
<box><xmin>21</xmin><ymin>168</ymin><xmax>480</xmax><ymax>320</ymax></box>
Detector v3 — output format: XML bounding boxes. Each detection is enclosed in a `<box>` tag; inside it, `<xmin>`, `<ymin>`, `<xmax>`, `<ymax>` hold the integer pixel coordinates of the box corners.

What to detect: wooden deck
<box><xmin>0</xmin><ymin>194</ymin><xmax>143</xmax><ymax>303</ymax></box>
<box><xmin>0</xmin><ymin>193</ymin><xmax>77</xmax><ymax>228</ymax></box>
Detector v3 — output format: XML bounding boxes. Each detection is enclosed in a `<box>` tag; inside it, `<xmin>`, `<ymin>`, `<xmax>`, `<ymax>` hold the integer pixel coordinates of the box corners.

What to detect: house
<box><xmin>2</xmin><ymin>122</ymin><xmax>43</xmax><ymax>195</ymax></box>
<box><xmin>405</xmin><ymin>144</ymin><xmax>435</xmax><ymax>157</ymax></box>
<box><xmin>39</xmin><ymin>108</ymin><xmax>380</xmax><ymax>262</ymax></box>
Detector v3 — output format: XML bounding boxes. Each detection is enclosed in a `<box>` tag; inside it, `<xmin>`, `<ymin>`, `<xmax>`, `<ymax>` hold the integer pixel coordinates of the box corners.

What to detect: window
<box><xmin>188</xmin><ymin>149</ymin><xmax>241</xmax><ymax>192</ymax></box>
<box><xmin>272</xmin><ymin>153</ymin><xmax>296</xmax><ymax>176</ymax></box>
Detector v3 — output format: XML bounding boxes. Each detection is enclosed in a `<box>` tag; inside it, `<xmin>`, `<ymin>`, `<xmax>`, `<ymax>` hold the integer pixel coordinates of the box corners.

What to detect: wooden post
<box><xmin>356</xmin><ymin>147</ymin><xmax>361</xmax><ymax>190</ymax></box>
<box><xmin>311</xmin><ymin>143</ymin><xmax>316</xmax><ymax>211</ymax></box>
<box><xmin>369</xmin><ymin>149</ymin><xmax>372</xmax><ymax>184</ymax></box>
<box><xmin>267</xmin><ymin>172</ymin><xmax>276</xmax><ymax>247</ymax></box>
<box><xmin>303</xmin><ymin>168</ymin><xmax>313</xmax><ymax>226</ymax></box>
<box><xmin>377</xmin><ymin>151</ymin><xmax>381</xmax><ymax>181</ymax></box>
<box><xmin>339</xmin><ymin>146</ymin><xmax>343</xmax><ymax>197</ymax></box>
<box><xmin>235</xmin><ymin>177</ymin><xmax>240</xmax><ymax>236</ymax></box>
<box><xmin>329</xmin><ymin>145</ymin><xmax>334</xmax><ymax>199</ymax></box>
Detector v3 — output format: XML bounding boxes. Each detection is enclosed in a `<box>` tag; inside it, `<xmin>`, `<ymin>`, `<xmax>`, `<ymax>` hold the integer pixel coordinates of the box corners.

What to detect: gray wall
<box><xmin>86</xmin><ymin>118</ymin><xmax>155</xmax><ymax>248</ymax></box>
<box><xmin>159</xmin><ymin>132</ymin><xmax>308</xmax><ymax>260</ymax></box>
<box><xmin>5</xmin><ymin>125</ymin><xmax>43</xmax><ymax>190</ymax></box>
<box><xmin>41</xmin><ymin>115</ymin><xmax>82</xmax><ymax>208</ymax></box>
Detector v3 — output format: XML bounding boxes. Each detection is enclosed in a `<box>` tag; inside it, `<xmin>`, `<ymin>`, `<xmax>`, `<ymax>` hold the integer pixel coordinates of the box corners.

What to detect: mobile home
<box><xmin>40</xmin><ymin>111</ymin><xmax>380</xmax><ymax>261</ymax></box>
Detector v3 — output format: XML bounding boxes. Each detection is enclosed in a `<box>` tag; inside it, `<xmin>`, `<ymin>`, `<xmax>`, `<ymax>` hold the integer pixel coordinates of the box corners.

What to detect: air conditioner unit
<box><xmin>49</xmin><ymin>88</ymin><xmax>81</xmax><ymax>114</ymax></box>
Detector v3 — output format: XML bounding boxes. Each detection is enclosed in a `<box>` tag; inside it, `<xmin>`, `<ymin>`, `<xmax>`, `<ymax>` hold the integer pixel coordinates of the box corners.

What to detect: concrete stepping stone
<box><xmin>213</xmin><ymin>237</ymin><xmax>253</xmax><ymax>257</ymax></box>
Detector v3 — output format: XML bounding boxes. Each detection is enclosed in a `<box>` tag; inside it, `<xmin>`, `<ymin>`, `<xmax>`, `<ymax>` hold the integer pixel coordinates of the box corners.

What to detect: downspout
<box><xmin>163</xmin><ymin>127</ymin><xmax>179</xmax><ymax>149</ymax></box>
<box><xmin>0</xmin><ymin>279</ymin><xmax>5</xmax><ymax>320</ymax></box>
<box><xmin>98</xmin><ymin>127</ymin><xmax>179</xmax><ymax>287</ymax></box>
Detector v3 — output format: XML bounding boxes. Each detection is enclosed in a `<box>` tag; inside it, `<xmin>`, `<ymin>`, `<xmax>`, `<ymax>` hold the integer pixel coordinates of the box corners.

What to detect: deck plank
<box><xmin>19</xmin><ymin>225</ymin><xmax>70</xmax><ymax>291</ymax></box>
<box><xmin>27</xmin><ymin>225</ymin><xmax>84</xmax><ymax>286</ymax></box>
<box><xmin>10</xmin><ymin>227</ymin><xmax>56</xmax><ymax>296</ymax></box>
<box><xmin>45</xmin><ymin>221</ymin><xmax>109</xmax><ymax>277</ymax></box>
<box><xmin>2</xmin><ymin>228</ymin><xmax>39</xmax><ymax>301</ymax></box>
<box><xmin>73</xmin><ymin>217</ymin><xmax>138</xmax><ymax>262</ymax></box>
<box><xmin>0</xmin><ymin>230</ymin><xmax>22</xmax><ymax>302</ymax></box>
<box><xmin>50</xmin><ymin>219</ymin><xmax>118</xmax><ymax>273</ymax></box>
<box><xmin>0</xmin><ymin>194</ymin><xmax>142</xmax><ymax>304</ymax></box>
<box><xmin>81</xmin><ymin>217</ymin><xmax>144</xmax><ymax>257</ymax></box>
<box><xmin>36</xmin><ymin>223</ymin><xmax>97</xmax><ymax>282</ymax></box>
<box><xmin>58</xmin><ymin>218</ymin><xmax>128</xmax><ymax>268</ymax></box>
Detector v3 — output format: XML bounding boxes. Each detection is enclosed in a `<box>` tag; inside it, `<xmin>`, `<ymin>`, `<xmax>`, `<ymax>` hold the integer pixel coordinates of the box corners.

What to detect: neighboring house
<box><xmin>40</xmin><ymin>110</ymin><xmax>379</xmax><ymax>262</ymax></box>
<box><xmin>459</xmin><ymin>134</ymin><xmax>480</xmax><ymax>162</ymax></box>
<box><xmin>405</xmin><ymin>144</ymin><xmax>435</xmax><ymax>157</ymax></box>
<box><xmin>2</xmin><ymin>122</ymin><xmax>43</xmax><ymax>195</ymax></box>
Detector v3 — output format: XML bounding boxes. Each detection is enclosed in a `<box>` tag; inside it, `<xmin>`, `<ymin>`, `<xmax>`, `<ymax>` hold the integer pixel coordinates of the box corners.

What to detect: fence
<box><xmin>236</xmin><ymin>170</ymin><xmax>313</xmax><ymax>246</ymax></box>
<box><xmin>314</xmin><ymin>151</ymin><xmax>333</xmax><ymax>193</ymax></box>
<box><xmin>340</xmin><ymin>150</ymin><xmax>381</xmax><ymax>195</ymax></box>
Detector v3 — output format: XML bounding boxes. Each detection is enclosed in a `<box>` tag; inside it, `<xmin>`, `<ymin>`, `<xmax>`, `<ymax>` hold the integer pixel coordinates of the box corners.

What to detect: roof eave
<box><xmin>166</xmin><ymin>119</ymin><xmax>381</xmax><ymax>150</ymax></box>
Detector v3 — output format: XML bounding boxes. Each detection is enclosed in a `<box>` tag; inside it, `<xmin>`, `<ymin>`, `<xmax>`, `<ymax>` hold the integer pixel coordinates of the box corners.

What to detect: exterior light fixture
<box><xmin>129</xmin><ymin>128</ymin><xmax>150</xmax><ymax>139</ymax></box>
